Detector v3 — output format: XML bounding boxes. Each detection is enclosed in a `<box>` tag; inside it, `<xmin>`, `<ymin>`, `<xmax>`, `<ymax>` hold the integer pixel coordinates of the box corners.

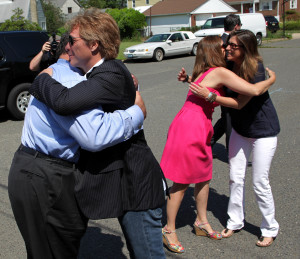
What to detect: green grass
<box><xmin>117</xmin><ymin>40</ymin><xmax>143</xmax><ymax>60</ymax></box>
<box><xmin>263</xmin><ymin>29</ymin><xmax>297</xmax><ymax>41</ymax></box>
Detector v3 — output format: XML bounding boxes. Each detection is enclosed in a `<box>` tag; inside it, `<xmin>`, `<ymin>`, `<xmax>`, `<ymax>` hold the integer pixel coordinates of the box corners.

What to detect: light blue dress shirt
<box><xmin>21</xmin><ymin>59</ymin><xmax>144</xmax><ymax>162</ymax></box>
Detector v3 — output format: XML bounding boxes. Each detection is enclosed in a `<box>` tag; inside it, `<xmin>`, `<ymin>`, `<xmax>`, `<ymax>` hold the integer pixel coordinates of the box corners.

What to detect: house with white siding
<box><xmin>0</xmin><ymin>0</ymin><xmax>47</xmax><ymax>30</ymax></box>
<box><xmin>142</xmin><ymin>0</ymin><xmax>237</xmax><ymax>35</ymax></box>
<box><xmin>43</xmin><ymin>0</ymin><xmax>82</xmax><ymax>20</ymax></box>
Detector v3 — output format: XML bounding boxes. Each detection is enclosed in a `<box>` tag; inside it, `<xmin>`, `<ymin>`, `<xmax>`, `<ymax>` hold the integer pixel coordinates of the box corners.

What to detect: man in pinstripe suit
<box><xmin>30</xmin><ymin>8</ymin><xmax>167</xmax><ymax>259</ymax></box>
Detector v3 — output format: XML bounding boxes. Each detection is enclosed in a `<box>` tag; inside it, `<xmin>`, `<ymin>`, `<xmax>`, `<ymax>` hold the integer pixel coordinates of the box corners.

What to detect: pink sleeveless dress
<box><xmin>160</xmin><ymin>68</ymin><xmax>224</xmax><ymax>184</ymax></box>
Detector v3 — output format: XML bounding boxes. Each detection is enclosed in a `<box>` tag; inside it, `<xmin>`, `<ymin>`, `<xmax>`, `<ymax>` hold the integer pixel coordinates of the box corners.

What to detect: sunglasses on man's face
<box><xmin>68</xmin><ymin>35</ymin><xmax>82</xmax><ymax>46</ymax></box>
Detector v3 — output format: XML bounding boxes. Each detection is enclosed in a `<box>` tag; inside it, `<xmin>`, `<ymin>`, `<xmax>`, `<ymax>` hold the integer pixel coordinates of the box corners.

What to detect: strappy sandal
<box><xmin>193</xmin><ymin>220</ymin><xmax>222</xmax><ymax>240</ymax></box>
<box><xmin>256</xmin><ymin>236</ymin><xmax>276</xmax><ymax>247</ymax></box>
<box><xmin>162</xmin><ymin>226</ymin><xmax>185</xmax><ymax>253</ymax></box>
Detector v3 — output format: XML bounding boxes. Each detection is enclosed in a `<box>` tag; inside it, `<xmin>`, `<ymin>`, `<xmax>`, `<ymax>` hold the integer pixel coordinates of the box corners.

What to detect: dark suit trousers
<box><xmin>8</xmin><ymin>148</ymin><xmax>87</xmax><ymax>259</ymax></box>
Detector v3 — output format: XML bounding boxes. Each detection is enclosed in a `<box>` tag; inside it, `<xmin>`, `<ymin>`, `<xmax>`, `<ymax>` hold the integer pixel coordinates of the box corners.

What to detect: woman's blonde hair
<box><xmin>191</xmin><ymin>36</ymin><xmax>226</xmax><ymax>81</ymax></box>
<box><xmin>68</xmin><ymin>8</ymin><xmax>120</xmax><ymax>60</ymax></box>
<box><xmin>230</xmin><ymin>30</ymin><xmax>263</xmax><ymax>82</ymax></box>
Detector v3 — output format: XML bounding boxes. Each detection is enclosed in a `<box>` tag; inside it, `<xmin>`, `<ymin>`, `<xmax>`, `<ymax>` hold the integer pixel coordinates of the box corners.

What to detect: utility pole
<box><xmin>282</xmin><ymin>0</ymin><xmax>289</xmax><ymax>38</ymax></box>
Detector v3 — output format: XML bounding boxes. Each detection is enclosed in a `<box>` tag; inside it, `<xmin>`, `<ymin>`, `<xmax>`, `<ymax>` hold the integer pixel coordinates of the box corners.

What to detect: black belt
<box><xmin>19</xmin><ymin>144</ymin><xmax>75</xmax><ymax>168</ymax></box>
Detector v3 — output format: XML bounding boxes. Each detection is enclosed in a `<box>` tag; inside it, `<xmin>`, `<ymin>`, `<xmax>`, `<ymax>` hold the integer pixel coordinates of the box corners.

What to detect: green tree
<box><xmin>106</xmin><ymin>8</ymin><xmax>146</xmax><ymax>39</ymax></box>
<box><xmin>77</xmin><ymin>0</ymin><xmax>106</xmax><ymax>9</ymax></box>
<box><xmin>77</xmin><ymin>0</ymin><xmax>126</xmax><ymax>9</ymax></box>
<box><xmin>41</xmin><ymin>0</ymin><xmax>65</xmax><ymax>33</ymax></box>
<box><xmin>0</xmin><ymin>8</ymin><xmax>42</xmax><ymax>31</ymax></box>
<box><xmin>106</xmin><ymin>0</ymin><xmax>126</xmax><ymax>8</ymax></box>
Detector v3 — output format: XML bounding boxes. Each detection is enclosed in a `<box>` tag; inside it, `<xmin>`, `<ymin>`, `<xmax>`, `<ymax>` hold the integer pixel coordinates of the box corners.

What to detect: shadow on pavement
<box><xmin>162</xmin><ymin>186</ymin><xmax>261</xmax><ymax>237</ymax></box>
<box><xmin>79</xmin><ymin>227</ymin><xmax>127</xmax><ymax>259</ymax></box>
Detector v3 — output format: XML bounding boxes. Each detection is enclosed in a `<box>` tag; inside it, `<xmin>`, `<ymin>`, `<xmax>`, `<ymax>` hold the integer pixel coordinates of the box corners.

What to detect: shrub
<box><xmin>0</xmin><ymin>8</ymin><xmax>42</xmax><ymax>31</ymax></box>
<box><xmin>106</xmin><ymin>8</ymin><xmax>147</xmax><ymax>39</ymax></box>
<box><xmin>285</xmin><ymin>10</ymin><xmax>300</xmax><ymax>21</ymax></box>
<box><xmin>179</xmin><ymin>26</ymin><xmax>202</xmax><ymax>33</ymax></box>
<box><xmin>280</xmin><ymin>20</ymin><xmax>300</xmax><ymax>30</ymax></box>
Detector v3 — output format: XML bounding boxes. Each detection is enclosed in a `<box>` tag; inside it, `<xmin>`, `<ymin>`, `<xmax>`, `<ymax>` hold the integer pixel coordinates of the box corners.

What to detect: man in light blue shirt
<box><xmin>8</xmin><ymin>33</ymin><xmax>145</xmax><ymax>259</ymax></box>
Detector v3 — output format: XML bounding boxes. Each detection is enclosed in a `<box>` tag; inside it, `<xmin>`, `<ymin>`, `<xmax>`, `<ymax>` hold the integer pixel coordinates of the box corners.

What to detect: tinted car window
<box><xmin>3</xmin><ymin>33</ymin><xmax>48</xmax><ymax>61</ymax></box>
<box><xmin>202</xmin><ymin>18</ymin><xmax>224</xmax><ymax>29</ymax></box>
<box><xmin>265</xmin><ymin>16</ymin><xmax>278</xmax><ymax>22</ymax></box>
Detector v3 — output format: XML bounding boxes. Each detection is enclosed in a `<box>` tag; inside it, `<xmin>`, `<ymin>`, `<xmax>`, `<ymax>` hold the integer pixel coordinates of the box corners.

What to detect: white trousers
<box><xmin>227</xmin><ymin>129</ymin><xmax>279</xmax><ymax>237</ymax></box>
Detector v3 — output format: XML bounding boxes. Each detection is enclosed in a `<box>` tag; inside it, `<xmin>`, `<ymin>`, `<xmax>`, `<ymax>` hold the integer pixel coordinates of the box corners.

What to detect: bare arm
<box><xmin>214</xmin><ymin>95</ymin><xmax>252</xmax><ymax>109</ymax></box>
<box><xmin>216</xmin><ymin>67</ymin><xmax>275</xmax><ymax>96</ymax></box>
<box><xmin>29</xmin><ymin>42</ymin><xmax>51</xmax><ymax>71</ymax></box>
<box><xmin>189</xmin><ymin>83</ymin><xmax>252</xmax><ymax>109</ymax></box>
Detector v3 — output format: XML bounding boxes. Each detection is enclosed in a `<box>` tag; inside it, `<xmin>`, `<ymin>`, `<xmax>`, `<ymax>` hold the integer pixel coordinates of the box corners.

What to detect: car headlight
<box><xmin>125</xmin><ymin>48</ymin><xmax>128</xmax><ymax>52</ymax></box>
<box><xmin>137</xmin><ymin>49</ymin><xmax>148</xmax><ymax>52</ymax></box>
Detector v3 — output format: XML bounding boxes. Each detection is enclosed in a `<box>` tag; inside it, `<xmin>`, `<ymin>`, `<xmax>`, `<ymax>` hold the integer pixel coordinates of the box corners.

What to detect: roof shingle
<box><xmin>143</xmin><ymin>0</ymin><xmax>207</xmax><ymax>16</ymax></box>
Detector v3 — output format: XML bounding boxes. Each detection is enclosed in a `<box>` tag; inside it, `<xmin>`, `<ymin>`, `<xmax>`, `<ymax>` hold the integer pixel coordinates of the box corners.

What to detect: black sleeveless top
<box><xmin>229</xmin><ymin>62</ymin><xmax>280</xmax><ymax>138</ymax></box>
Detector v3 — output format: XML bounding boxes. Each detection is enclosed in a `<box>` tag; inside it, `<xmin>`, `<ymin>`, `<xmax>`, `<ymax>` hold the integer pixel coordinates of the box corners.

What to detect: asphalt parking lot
<box><xmin>0</xmin><ymin>38</ymin><xmax>299</xmax><ymax>259</ymax></box>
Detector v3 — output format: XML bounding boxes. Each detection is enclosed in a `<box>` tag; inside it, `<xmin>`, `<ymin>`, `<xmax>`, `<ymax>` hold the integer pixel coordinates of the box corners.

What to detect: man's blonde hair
<box><xmin>68</xmin><ymin>8</ymin><xmax>120</xmax><ymax>60</ymax></box>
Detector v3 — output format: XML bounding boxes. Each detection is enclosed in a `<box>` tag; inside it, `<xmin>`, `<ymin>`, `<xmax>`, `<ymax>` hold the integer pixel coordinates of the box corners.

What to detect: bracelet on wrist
<box><xmin>205</xmin><ymin>92</ymin><xmax>213</xmax><ymax>101</ymax></box>
<box><xmin>205</xmin><ymin>92</ymin><xmax>217</xmax><ymax>103</ymax></box>
<box><xmin>209</xmin><ymin>92</ymin><xmax>217</xmax><ymax>103</ymax></box>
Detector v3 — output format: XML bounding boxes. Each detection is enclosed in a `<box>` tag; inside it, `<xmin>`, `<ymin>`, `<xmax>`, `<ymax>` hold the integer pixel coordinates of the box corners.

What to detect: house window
<box><xmin>290</xmin><ymin>0</ymin><xmax>297</xmax><ymax>9</ymax></box>
<box><xmin>68</xmin><ymin>7</ymin><xmax>72</xmax><ymax>13</ymax></box>
<box><xmin>259</xmin><ymin>1</ymin><xmax>272</xmax><ymax>11</ymax></box>
<box><xmin>41</xmin><ymin>22</ymin><xmax>46</xmax><ymax>31</ymax></box>
<box><xmin>133</xmin><ymin>0</ymin><xmax>135</xmax><ymax>7</ymax></box>
<box><xmin>146</xmin><ymin>0</ymin><xmax>149</xmax><ymax>4</ymax></box>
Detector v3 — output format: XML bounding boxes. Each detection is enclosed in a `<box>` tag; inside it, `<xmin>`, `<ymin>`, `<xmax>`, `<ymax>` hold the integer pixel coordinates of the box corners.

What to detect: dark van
<box><xmin>0</xmin><ymin>31</ymin><xmax>49</xmax><ymax>120</ymax></box>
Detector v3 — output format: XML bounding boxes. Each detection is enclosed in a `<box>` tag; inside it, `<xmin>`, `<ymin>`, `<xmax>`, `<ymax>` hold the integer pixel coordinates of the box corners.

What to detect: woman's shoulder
<box><xmin>212</xmin><ymin>66</ymin><xmax>232</xmax><ymax>76</ymax></box>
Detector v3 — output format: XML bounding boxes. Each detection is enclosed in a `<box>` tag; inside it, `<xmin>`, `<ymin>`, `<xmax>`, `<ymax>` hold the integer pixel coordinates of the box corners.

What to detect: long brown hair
<box><xmin>230</xmin><ymin>30</ymin><xmax>263</xmax><ymax>82</ymax></box>
<box><xmin>191</xmin><ymin>36</ymin><xmax>226</xmax><ymax>81</ymax></box>
<box><xmin>67</xmin><ymin>8</ymin><xmax>120</xmax><ymax>60</ymax></box>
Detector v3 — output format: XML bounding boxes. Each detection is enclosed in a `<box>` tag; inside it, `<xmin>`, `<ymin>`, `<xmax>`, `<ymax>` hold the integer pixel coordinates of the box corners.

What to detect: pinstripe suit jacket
<box><xmin>221</xmin><ymin>33</ymin><xmax>229</xmax><ymax>45</ymax></box>
<box><xmin>30</xmin><ymin>59</ymin><xmax>166</xmax><ymax>219</ymax></box>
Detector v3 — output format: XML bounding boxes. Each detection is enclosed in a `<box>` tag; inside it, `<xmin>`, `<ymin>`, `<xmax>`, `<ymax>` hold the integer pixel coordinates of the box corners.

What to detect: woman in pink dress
<box><xmin>160</xmin><ymin>36</ymin><xmax>276</xmax><ymax>253</ymax></box>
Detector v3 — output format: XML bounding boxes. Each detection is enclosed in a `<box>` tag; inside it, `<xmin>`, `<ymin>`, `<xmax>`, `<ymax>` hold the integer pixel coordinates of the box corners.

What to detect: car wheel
<box><xmin>191</xmin><ymin>43</ymin><xmax>198</xmax><ymax>56</ymax></box>
<box><xmin>7</xmin><ymin>83</ymin><xmax>31</xmax><ymax>120</ymax></box>
<box><xmin>153</xmin><ymin>48</ymin><xmax>164</xmax><ymax>62</ymax></box>
<box><xmin>256</xmin><ymin>34</ymin><xmax>262</xmax><ymax>46</ymax></box>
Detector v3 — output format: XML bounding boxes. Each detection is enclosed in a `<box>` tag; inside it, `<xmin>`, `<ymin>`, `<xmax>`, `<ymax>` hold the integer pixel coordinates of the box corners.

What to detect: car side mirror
<box><xmin>166</xmin><ymin>40</ymin><xmax>172</xmax><ymax>44</ymax></box>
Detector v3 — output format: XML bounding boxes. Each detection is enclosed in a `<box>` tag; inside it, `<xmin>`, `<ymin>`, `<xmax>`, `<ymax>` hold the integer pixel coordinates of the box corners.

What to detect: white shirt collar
<box><xmin>85</xmin><ymin>58</ymin><xmax>105</xmax><ymax>78</ymax></box>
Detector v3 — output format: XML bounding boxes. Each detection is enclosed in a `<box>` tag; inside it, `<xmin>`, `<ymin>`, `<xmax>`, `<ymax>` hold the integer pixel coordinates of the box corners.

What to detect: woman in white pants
<box><xmin>191</xmin><ymin>30</ymin><xmax>280</xmax><ymax>247</ymax></box>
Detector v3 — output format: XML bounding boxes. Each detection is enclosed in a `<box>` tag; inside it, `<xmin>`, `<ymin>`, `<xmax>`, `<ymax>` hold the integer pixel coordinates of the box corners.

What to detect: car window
<box><xmin>202</xmin><ymin>18</ymin><xmax>224</xmax><ymax>29</ymax></box>
<box><xmin>169</xmin><ymin>33</ymin><xmax>184</xmax><ymax>42</ymax></box>
<box><xmin>4</xmin><ymin>33</ymin><xmax>47</xmax><ymax>61</ymax></box>
<box><xmin>184</xmin><ymin>33</ymin><xmax>189</xmax><ymax>39</ymax></box>
<box><xmin>145</xmin><ymin>34</ymin><xmax>171</xmax><ymax>42</ymax></box>
<box><xmin>267</xmin><ymin>16</ymin><xmax>278</xmax><ymax>22</ymax></box>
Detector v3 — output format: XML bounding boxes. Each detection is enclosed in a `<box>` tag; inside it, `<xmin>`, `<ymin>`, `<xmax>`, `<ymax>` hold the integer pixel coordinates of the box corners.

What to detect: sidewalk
<box><xmin>292</xmin><ymin>32</ymin><xmax>300</xmax><ymax>39</ymax></box>
<box><xmin>262</xmin><ymin>32</ymin><xmax>300</xmax><ymax>44</ymax></box>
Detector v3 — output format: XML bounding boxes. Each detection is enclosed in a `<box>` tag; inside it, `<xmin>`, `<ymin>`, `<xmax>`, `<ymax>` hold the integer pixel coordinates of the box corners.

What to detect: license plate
<box><xmin>272</xmin><ymin>23</ymin><xmax>275</xmax><ymax>26</ymax></box>
<box><xmin>127</xmin><ymin>54</ymin><xmax>133</xmax><ymax>58</ymax></box>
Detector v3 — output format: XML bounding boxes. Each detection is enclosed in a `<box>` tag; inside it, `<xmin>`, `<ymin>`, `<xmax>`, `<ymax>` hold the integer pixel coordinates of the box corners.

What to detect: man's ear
<box><xmin>234</xmin><ymin>24</ymin><xmax>240</xmax><ymax>31</ymax></box>
<box><xmin>90</xmin><ymin>40</ymin><xmax>99</xmax><ymax>52</ymax></box>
